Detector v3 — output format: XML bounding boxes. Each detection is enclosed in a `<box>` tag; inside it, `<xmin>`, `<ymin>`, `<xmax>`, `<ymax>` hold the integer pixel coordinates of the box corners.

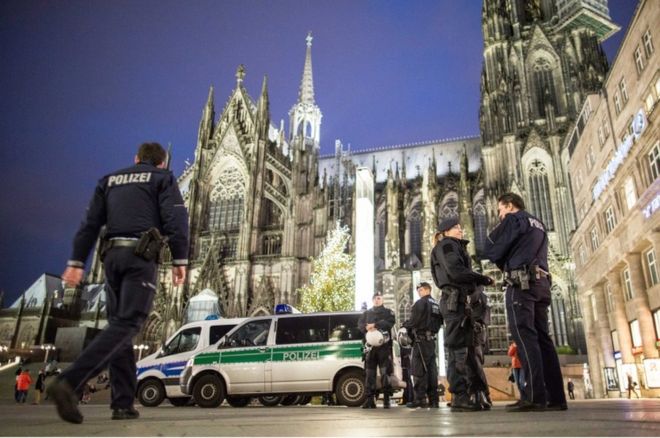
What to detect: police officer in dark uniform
<box><xmin>431</xmin><ymin>217</ymin><xmax>493</xmax><ymax>412</ymax></box>
<box><xmin>403</xmin><ymin>281</ymin><xmax>442</xmax><ymax>409</ymax></box>
<box><xmin>358</xmin><ymin>291</ymin><xmax>396</xmax><ymax>409</ymax></box>
<box><xmin>484</xmin><ymin>192</ymin><xmax>567</xmax><ymax>412</ymax></box>
<box><xmin>48</xmin><ymin>142</ymin><xmax>189</xmax><ymax>423</ymax></box>
<box><xmin>466</xmin><ymin>288</ymin><xmax>492</xmax><ymax>409</ymax></box>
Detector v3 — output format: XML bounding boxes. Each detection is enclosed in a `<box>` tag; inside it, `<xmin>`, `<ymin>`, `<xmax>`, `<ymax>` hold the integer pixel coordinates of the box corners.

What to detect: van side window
<box><xmin>276</xmin><ymin>316</ymin><xmax>329</xmax><ymax>344</ymax></box>
<box><xmin>226</xmin><ymin>320</ymin><xmax>272</xmax><ymax>347</ymax></box>
<box><xmin>164</xmin><ymin>327</ymin><xmax>201</xmax><ymax>356</ymax></box>
<box><xmin>209</xmin><ymin>325</ymin><xmax>236</xmax><ymax>345</ymax></box>
<box><xmin>329</xmin><ymin>315</ymin><xmax>362</xmax><ymax>341</ymax></box>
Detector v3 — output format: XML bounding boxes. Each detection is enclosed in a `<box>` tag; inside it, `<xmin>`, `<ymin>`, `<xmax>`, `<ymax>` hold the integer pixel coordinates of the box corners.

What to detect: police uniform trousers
<box><xmin>505</xmin><ymin>277</ymin><xmax>566</xmax><ymax>407</ymax></box>
<box><xmin>400</xmin><ymin>346</ymin><xmax>414</xmax><ymax>403</ymax></box>
<box><xmin>439</xmin><ymin>295</ymin><xmax>473</xmax><ymax>396</ymax></box>
<box><xmin>364</xmin><ymin>343</ymin><xmax>393</xmax><ymax>397</ymax></box>
<box><xmin>411</xmin><ymin>337</ymin><xmax>438</xmax><ymax>404</ymax></box>
<box><xmin>467</xmin><ymin>323</ymin><xmax>489</xmax><ymax>397</ymax></box>
<box><xmin>59</xmin><ymin>247</ymin><xmax>157</xmax><ymax>409</ymax></box>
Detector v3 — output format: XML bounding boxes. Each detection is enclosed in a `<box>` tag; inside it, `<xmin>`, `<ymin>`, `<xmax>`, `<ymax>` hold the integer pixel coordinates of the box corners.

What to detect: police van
<box><xmin>136</xmin><ymin>317</ymin><xmax>245</xmax><ymax>407</ymax></box>
<box><xmin>179</xmin><ymin>311</ymin><xmax>405</xmax><ymax>408</ymax></box>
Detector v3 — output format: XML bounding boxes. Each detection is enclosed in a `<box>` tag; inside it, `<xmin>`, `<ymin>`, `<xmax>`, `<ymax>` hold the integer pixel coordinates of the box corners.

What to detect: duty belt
<box><xmin>107</xmin><ymin>238</ymin><xmax>139</xmax><ymax>249</ymax></box>
<box><xmin>413</xmin><ymin>329</ymin><xmax>437</xmax><ymax>341</ymax></box>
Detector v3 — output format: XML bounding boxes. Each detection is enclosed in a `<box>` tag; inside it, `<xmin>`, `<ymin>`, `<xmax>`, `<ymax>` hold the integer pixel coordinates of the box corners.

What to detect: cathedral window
<box><xmin>532</xmin><ymin>58</ymin><xmax>558</xmax><ymax>118</ymax></box>
<box><xmin>208</xmin><ymin>167</ymin><xmax>246</xmax><ymax>232</ymax></box>
<box><xmin>527</xmin><ymin>160</ymin><xmax>554</xmax><ymax>230</ymax></box>
<box><xmin>408</xmin><ymin>209</ymin><xmax>423</xmax><ymax>266</ymax></box>
<box><xmin>261</xmin><ymin>198</ymin><xmax>284</xmax><ymax>229</ymax></box>
<box><xmin>398</xmin><ymin>298</ymin><xmax>412</xmax><ymax>325</ymax></box>
<box><xmin>375</xmin><ymin>217</ymin><xmax>386</xmax><ymax>263</ymax></box>
<box><xmin>473</xmin><ymin>203</ymin><xmax>488</xmax><ymax>254</ymax></box>
<box><xmin>438</xmin><ymin>193</ymin><xmax>458</xmax><ymax>221</ymax></box>
<box><xmin>261</xmin><ymin>234</ymin><xmax>282</xmax><ymax>256</ymax></box>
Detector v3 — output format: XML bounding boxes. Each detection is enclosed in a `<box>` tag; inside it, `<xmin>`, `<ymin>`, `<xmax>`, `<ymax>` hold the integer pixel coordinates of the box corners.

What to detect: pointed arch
<box><xmin>472</xmin><ymin>189</ymin><xmax>488</xmax><ymax>253</ymax></box>
<box><xmin>438</xmin><ymin>191</ymin><xmax>459</xmax><ymax>222</ymax></box>
<box><xmin>522</xmin><ymin>148</ymin><xmax>555</xmax><ymax>231</ymax></box>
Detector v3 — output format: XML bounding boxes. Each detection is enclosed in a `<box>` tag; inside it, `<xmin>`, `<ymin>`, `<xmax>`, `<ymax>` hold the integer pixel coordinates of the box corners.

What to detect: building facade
<box><xmin>479</xmin><ymin>0</ymin><xmax>620</xmax><ymax>352</ymax></box>
<box><xmin>568</xmin><ymin>0</ymin><xmax>660</xmax><ymax>398</ymax></box>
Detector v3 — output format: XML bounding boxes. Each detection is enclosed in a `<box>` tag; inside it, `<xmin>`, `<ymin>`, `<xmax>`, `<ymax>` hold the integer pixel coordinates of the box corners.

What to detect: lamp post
<box><xmin>133</xmin><ymin>344</ymin><xmax>148</xmax><ymax>361</ymax></box>
<box><xmin>40</xmin><ymin>344</ymin><xmax>55</xmax><ymax>364</ymax></box>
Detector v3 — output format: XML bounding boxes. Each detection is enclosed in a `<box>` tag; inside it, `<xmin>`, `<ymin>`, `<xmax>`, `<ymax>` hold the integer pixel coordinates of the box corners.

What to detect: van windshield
<box><xmin>163</xmin><ymin>327</ymin><xmax>201</xmax><ymax>356</ymax></box>
<box><xmin>223</xmin><ymin>319</ymin><xmax>271</xmax><ymax>348</ymax></box>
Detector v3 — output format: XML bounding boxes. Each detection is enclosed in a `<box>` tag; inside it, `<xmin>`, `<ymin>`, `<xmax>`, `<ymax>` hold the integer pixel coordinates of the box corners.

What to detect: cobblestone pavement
<box><xmin>0</xmin><ymin>399</ymin><xmax>659</xmax><ymax>436</ymax></box>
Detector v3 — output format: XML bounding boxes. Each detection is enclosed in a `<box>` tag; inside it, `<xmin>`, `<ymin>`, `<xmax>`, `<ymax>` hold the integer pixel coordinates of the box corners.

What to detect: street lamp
<box><xmin>40</xmin><ymin>344</ymin><xmax>56</xmax><ymax>364</ymax></box>
<box><xmin>0</xmin><ymin>346</ymin><xmax>8</xmax><ymax>364</ymax></box>
<box><xmin>133</xmin><ymin>344</ymin><xmax>148</xmax><ymax>361</ymax></box>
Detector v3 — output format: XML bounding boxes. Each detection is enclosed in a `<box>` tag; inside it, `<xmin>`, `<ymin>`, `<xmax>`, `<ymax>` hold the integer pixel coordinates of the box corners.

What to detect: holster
<box><xmin>447</xmin><ymin>288</ymin><xmax>460</xmax><ymax>312</ymax></box>
<box><xmin>134</xmin><ymin>227</ymin><xmax>168</xmax><ymax>262</ymax></box>
<box><xmin>99</xmin><ymin>239</ymin><xmax>111</xmax><ymax>262</ymax></box>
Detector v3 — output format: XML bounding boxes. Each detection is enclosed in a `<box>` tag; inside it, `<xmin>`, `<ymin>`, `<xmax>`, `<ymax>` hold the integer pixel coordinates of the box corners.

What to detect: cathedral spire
<box><xmin>256</xmin><ymin>75</ymin><xmax>270</xmax><ymax>138</ymax></box>
<box><xmin>298</xmin><ymin>32</ymin><xmax>315</xmax><ymax>104</ymax></box>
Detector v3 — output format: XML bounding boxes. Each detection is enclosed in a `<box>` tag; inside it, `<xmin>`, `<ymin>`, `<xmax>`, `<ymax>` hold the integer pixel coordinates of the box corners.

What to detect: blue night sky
<box><xmin>0</xmin><ymin>1</ymin><xmax>637</xmax><ymax>306</ymax></box>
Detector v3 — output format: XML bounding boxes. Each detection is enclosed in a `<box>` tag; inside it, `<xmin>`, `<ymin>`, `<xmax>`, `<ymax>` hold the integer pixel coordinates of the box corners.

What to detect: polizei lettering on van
<box><xmin>282</xmin><ymin>350</ymin><xmax>320</xmax><ymax>361</ymax></box>
<box><xmin>108</xmin><ymin>172</ymin><xmax>152</xmax><ymax>187</ymax></box>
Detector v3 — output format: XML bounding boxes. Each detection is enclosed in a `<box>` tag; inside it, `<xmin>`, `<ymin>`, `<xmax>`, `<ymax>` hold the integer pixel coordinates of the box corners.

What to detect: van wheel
<box><xmin>335</xmin><ymin>371</ymin><xmax>365</xmax><ymax>407</ymax></box>
<box><xmin>169</xmin><ymin>397</ymin><xmax>191</xmax><ymax>407</ymax></box>
<box><xmin>280</xmin><ymin>394</ymin><xmax>300</xmax><ymax>405</ymax></box>
<box><xmin>226</xmin><ymin>396</ymin><xmax>252</xmax><ymax>407</ymax></box>
<box><xmin>258</xmin><ymin>395</ymin><xmax>282</xmax><ymax>406</ymax></box>
<box><xmin>298</xmin><ymin>395</ymin><xmax>312</xmax><ymax>405</ymax></box>
<box><xmin>193</xmin><ymin>374</ymin><xmax>225</xmax><ymax>408</ymax></box>
<box><xmin>137</xmin><ymin>379</ymin><xmax>165</xmax><ymax>407</ymax></box>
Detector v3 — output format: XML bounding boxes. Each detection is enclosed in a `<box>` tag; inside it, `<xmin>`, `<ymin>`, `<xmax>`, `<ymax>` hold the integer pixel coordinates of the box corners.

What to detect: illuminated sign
<box><xmin>592</xmin><ymin>109</ymin><xmax>646</xmax><ymax>201</ymax></box>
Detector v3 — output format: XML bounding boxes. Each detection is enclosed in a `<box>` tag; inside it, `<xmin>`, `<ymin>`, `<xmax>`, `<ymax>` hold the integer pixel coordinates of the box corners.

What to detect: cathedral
<box><xmin>1</xmin><ymin>1</ymin><xmax>622</xmax><ymax>358</ymax></box>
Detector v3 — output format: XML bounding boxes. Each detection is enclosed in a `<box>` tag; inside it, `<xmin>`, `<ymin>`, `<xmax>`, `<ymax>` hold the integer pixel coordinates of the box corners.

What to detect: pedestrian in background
<box><xmin>33</xmin><ymin>370</ymin><xmax>46</xmax><ymax>404</ymax></box>
<box><xmin>567</xmin><ymin>379</ymin><xmax>575</xmax><ymax>400</ymax></box>
<box><xmin>16</xmin><ymin>369</ymin><xmax>32</xmax><ymax>403</ymax></box>
<box><xmin>48</xmin><ymin>142</ymin><xmax>189</xmax><ymax>424</ymax></box>
<box><xmin>508</xmin><ymin>341</ymin><xmax>525</xmax><ymax>401</ymax></box>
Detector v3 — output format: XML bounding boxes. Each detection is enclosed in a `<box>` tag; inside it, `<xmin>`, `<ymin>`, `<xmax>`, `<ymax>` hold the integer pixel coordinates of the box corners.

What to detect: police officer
<box><xmin>358</xmin><ymin>291</ymin><xmax>396</xmax><ymax>409</ymax></box>
<box><xmin>484</xmin><ymin>192</ymin><xmax>567</xmax><ymax>412</ymax></box>
<box><xmin>403</xmin><ymin>282</ymin><xmax>442</xmax><ymax>409</ymax></box>
<box><xmin>466</xmin><ymin>288</ymin><xmax>492</xmax><ymax>409</ymax></box>
<box><xmin>431</xmin><ymin>217</ymin><xmax>493</xmax><ymax>412</ymax></box>
<box><xmin>48</xmin><ymin>142</ymin><xmax>189</xmax><ymax>423</ymax></box>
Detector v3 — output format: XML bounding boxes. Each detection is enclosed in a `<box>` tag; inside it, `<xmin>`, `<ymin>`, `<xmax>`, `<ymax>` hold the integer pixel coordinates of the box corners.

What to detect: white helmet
<box><xmin>365</xmin><ymin>330</ymin><xmax>385</xmax><ymax>347</ymax></box>
<box><xmin>397</xmin><ymin>327</ymin><xmax>412</xmax><ymax>347</ymax></box>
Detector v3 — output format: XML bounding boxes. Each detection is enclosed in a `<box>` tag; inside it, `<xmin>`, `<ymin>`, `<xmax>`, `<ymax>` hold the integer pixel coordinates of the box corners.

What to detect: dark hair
<box><xmin>497</xmin><ymin>192</ymin><xmax>525</xmax><ymax>210</ymax></box>
<box><xmin>137</xmin><ymin>142</ymin><xmax>167</xmax><ymax>166</ymax></box>
<box><xmin>416</xmin><ymin>281</ymin><xmax>432</xmax><ymax>291</ymax></box>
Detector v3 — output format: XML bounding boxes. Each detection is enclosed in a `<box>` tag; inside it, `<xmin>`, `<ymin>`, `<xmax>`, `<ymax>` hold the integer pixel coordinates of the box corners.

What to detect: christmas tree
<box><xmin>297</xmin><ymin>224</ymin><xmax>355</xmax><ymax>312</ymax></box>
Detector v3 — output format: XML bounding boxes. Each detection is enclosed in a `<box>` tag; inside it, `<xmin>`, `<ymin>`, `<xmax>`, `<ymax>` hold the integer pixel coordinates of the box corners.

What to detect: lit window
<box><xmin>605</xmin><ymin>206</ymin><xmax>617</xmax><ymax>233</ymax></box>
<box><xmin>630</xmin><ymin>320</ymin><xmax>642</xmax><ymax>348</ymax></box>
<box><xmin>643</xmin><ymin>29</ymin><xmax>654</xmax><ymax>57</ymax></box>
<box><xmin>623</xmin><ymin>268</ymin><xmax>634</xmax><ymax>301</ymax></box>
<box><xmin>624</xmin><ymin>177</ymin><xmax>637</xmax><ymax>210</ymax></box>
<box><xmin>650</xmin><ymin>141</ymin><xmax>660</xmax><ymax>180</ymax></box>
<box><xmin>634</xmin><ymin>46</ymin><xmax>645</xmax><ymax>73</ymax></box>
<box><xmin>591</xmin><ymin>227</ymin><xmax>600</xmax><ymax>251</ymax></box>
<box><xmin>614</xmin><ymin>92</ymin><xmax>621</xmax><ymax>114</ymax></box>
<box><xmin>620</xmin><ymin>79</ymin><xmax>628</xmax><ymax>104</ymax></box>
<box><xmin>646</xmin><ymin>249</ymin><xmax>658</xmax><ymax>287</ymax></box>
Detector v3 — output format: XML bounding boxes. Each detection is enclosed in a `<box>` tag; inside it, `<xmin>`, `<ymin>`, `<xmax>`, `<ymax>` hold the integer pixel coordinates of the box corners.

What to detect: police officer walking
<box><xmin>484</xmin><ymin>192</ymin><xmax>567</xmax><ymax>412</ymax></box>
<box><xmin>48</xmin><ymin>142</ymin><xmax>189</xmax><ymax>423</ymax></box>
<box><xmin>358</xmin><ymin>291</ymin><xmax>396</xmax><ymax>409</ymax></box>
<box><xmin>403</xmin><ymin>282</ymin><xmax>442</xmax><ymax>409</ymax></box>
<box><xmin>431</xmin><ymin>217</ymin><xmax>493</xmax><ymax>412</ymax></box>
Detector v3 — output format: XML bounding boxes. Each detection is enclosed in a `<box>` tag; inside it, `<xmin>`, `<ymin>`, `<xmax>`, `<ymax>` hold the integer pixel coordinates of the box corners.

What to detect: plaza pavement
<box><xmin>0</xmin><ymin>398</ymin><xmax>658</xmax><ymax>436</ymax></box>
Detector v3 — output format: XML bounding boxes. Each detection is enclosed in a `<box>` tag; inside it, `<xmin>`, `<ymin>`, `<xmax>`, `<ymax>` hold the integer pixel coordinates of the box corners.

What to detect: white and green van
<box><xmin>179</xmin><ymin>311</ymin><xmax>404</xmax><ymax>407</ymax></box>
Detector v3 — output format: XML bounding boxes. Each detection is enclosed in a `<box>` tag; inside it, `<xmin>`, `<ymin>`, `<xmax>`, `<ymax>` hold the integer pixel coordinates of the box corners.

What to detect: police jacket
<box><xmin>67</xmin><ymin>162</ymin><xmax>190</xmax><ymax>268</ymax></box>
<box><xmin>483</xmin><ymin>210</ymin><xmax>548</xmax><ymax>272</ymax></box>
<box><xmin>358</xmin><ymin>305</ymin><xmax>395</xmax><ymax>335</ymax></box>
<box><xmin>404</xmin><ymin>295</ymin><xmax>443</xmax><ymax>333</ymax></box>
<box><xmin>431</xmin><ymin>237</ymin><xmax>491</xmax><ymax>291</ymax></box>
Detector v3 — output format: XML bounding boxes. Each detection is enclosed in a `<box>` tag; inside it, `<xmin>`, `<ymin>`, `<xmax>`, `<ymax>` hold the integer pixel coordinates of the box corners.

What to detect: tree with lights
<box><xmin>297</xmin><ymin>224</ymin><xmax>355</xmax><ymax>312</ymax></box>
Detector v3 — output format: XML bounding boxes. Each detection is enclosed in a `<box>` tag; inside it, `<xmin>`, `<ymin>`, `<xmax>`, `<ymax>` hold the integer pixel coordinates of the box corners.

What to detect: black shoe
<box><xmin>506</xmin><ymin>400</ymin><xmax>546</xmax><ymax>412</ymax></box>
<box><xmin>383</xmin><ymin>396</ymin><xmax>391</xmax><ymax>409</ymax></box>
<box><xmin>451</xmin><ymin>394</ymin><xmax>481</xmax><ymax>412</ymax></box>
<box><xmin>479</xmin><ymin>392</ymin><xmax>492</xmax><ymax>410</ymax></box>
<box><xmin>46</xmin><ymin>379</ymin><xmax>83</xmax><ymax>424</ymax></box>
<box><xmin>505</xmin><ymin>400</ymin><xmax>521</xmax><ymax>408</ymax></box>
<box><xmin>112</xmin><ymin>407</ymin><xmax>140</xmax><ymax>420</ymax></box>
<box><xmin>407</xmin><ymin>400</ymin><xmax>428</xmax><ymax>409</ymax></box>
<box><xmin>361</xmin><ymin>397</ymin><xmax>376</xmax><ymax>409</ymax></box>
<box><xmin>546</xmin><ymin>403</ymin><xmax>568</xmax><ymax>411</ymax></box>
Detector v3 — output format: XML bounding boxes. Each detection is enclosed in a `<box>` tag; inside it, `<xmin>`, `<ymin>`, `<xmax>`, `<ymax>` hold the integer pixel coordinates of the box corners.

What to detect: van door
<box><xmin>219</xmin><ymin>318</ymin><xmax>272</xmax><ymax>394</ymax></box>
<box><xmin>159</xmin><ymin>326</ymin><xmax>202</xmax><ymax>388</ymax></box>
<box><xmin>271</xmin><ymin>315</ymin><xmax>331</xmax><ymax>392</ymax></box>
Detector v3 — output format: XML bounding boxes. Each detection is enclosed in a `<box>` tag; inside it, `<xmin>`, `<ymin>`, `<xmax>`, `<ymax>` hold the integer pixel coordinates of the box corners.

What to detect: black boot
<box><xmin>361</xmin><ymin>396</ymin><xmax>376</xmax><ymax>409</ymax></box>
<box><xmin>479</xmin><ymin>391</ymin><xmax>492</xmax><ymax>410</ymax></box>
<box><xmin>383</xmin><ymin>394</ymin><xmax>390</xmax><ymax>409</ymax></box>
<box><xmin>450</xmin><ymin>393</ymin><xmax>481</xmax><ymax>412</ymax></box>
